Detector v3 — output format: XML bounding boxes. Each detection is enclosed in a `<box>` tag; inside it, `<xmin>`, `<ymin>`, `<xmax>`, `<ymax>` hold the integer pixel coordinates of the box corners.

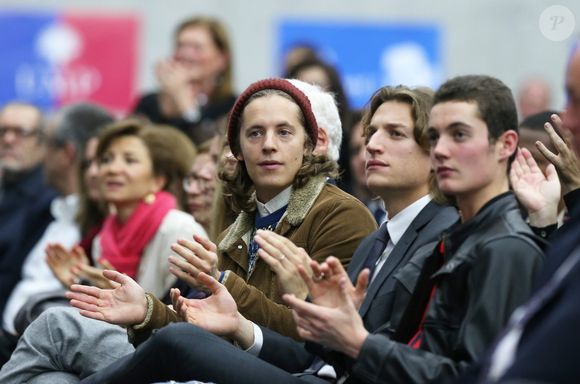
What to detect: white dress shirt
<box><xmin>371</xmin><ymin>194</ymin><xmax>432</xmax><ymax>282</ymax></box>
<box><xmin>2</xmin><ymin>194</ymin><xmax>80</xmax><ymax>334</ymax></box>
<box><xmin>255</xmin><ymin>186</ymin><xmax>292</xmax><ymax>218</ymax></box>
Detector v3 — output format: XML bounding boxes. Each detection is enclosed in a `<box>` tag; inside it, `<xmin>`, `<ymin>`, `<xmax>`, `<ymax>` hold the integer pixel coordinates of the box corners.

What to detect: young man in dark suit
<box><xmin>72</xmin><ymin>85</ymin><xmax>459</xmax><ymax>383</ymax></box>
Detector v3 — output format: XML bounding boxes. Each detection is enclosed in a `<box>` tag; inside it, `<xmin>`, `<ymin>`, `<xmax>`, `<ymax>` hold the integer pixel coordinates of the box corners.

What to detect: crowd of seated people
<box><xmin>0</xmin><ymin>13</ymin><xmax>579</xmax><ymax>384</ymax></box>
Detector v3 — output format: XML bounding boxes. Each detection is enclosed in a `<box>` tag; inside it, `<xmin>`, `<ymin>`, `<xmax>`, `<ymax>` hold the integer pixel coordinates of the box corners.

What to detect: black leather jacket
<box><xmin>347</xmin><ymin>193</ymin><xmax>545</xmax><ymax>384</ymax></box>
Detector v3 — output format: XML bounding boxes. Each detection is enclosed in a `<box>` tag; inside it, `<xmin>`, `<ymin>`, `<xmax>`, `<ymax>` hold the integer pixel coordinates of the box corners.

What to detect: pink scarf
<box><xmin>99</xmin><ymin>191</ymin><xmax>176</xmax><ymax>278</ymax></box>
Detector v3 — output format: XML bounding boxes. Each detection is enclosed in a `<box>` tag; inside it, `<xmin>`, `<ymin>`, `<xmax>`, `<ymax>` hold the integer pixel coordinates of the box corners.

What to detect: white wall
<box><xmin>1</xmin><ymin>0</ymin><xmax>578</xmax><ymax>109</ymax></box>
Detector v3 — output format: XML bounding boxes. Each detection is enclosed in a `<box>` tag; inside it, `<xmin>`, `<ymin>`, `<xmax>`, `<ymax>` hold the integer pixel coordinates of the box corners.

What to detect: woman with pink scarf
<box><xmin>50</xmin><ymin>120</ymin><xmax>207</xmax><ymax>299</ymax></box>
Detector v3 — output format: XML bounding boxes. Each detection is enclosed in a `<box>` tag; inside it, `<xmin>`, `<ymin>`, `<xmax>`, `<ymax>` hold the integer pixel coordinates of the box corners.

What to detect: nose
<box><xmin>262</xmin><ymin>131</ymin><xmax>277</xmax><ymax>152</ymax></box>
<box><xmin>431</xmin><ymin>134</ymin><xmax>449</xmax><ymax>161</ymax></box>
<box><xmin>366</xmin><ymin>131</ymin><xmax>383</xmax><ymax>157</ymax></box>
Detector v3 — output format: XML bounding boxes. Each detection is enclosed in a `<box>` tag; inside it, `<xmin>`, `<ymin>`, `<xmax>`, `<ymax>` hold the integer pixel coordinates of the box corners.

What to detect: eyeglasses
<box><xmin>182</xmin><ymin>173</ymin><xmax>213</xmax><ymax>192</ymax></box>
<box><xmin>0</xmin><ymin>125</ymin><xmax>39</xmax><ymax>140</ymax></box>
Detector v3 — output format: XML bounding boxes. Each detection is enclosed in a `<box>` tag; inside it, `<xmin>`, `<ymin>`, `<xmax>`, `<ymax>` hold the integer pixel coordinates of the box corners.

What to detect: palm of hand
<box><xmin>514</xmin><ymin>169</ymin><xmax>559</xmax><ymax>212</ymax></box>
<box><xmin>181</xmin><ymin>294</ymin><xmax>238</xmax><ymax>336</ymax></box>
<box><xmin>97</xmin><ymin>285</ymin><xmax>145</xmax><ymax>325</ymax></box>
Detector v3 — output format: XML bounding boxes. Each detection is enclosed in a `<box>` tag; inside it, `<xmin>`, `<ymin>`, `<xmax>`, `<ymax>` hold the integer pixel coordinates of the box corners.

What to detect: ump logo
<box><xmin>15</xmin><ymin>22</ymin><xmax>101</xmax><ymax>101</ymax></box>
<box><xmin>539</xmin><ymin>5</ymin><xmax>576</xmax><ymax>42</ymax></box>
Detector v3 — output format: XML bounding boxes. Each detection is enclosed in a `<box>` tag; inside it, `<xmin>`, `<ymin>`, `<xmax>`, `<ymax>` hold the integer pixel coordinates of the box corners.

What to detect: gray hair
<box><xmin>287</xmin><ymin>79</ymin><xmax>342</xmax><ymax>162</ymax></box>
<box><xmin>52</xmin><ymin>102</ymin><xmax>114</xmax><ymax>159</ymax></box>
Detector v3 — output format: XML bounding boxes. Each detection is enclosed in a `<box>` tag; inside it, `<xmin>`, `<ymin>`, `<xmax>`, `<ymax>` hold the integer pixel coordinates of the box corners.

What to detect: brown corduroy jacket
<box><xmin>130</xmin><ymin>176</ymin><xmax>376</xmax><ymax>343</ymax></box>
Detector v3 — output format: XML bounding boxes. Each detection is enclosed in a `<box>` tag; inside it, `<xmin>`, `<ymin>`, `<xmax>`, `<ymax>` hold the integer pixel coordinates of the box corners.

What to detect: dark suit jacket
<box><xmin>258</xmin><ymin>200</ymin><xmax>459</xmax><ymax>378</ymax></box>
<box><xmin>349</xmin><ymin>201</ymin><xmax>459</xmax><ymax>333</ymax></box>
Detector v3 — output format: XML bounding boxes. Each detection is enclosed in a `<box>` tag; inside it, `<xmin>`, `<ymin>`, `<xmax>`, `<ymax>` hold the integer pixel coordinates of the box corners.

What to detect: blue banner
<box><xmin>277</xmin><ymin>19</ymin><xmax>442</xmax><ymax>109</ymax></box>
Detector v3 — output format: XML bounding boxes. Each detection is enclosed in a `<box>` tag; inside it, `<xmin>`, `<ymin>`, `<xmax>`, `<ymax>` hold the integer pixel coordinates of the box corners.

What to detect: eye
<box><xmin>453</xmin><ymin>130</ymin><xmax>467</xmax><ymax>141</ymax></box>
<box><xmin>279</xmin><ymin>128</ymin><xmax>292</xmax><ymax>137</ymax></box>
<box><xmin>427</xmin><ymin>130</ymin><xmax>439</xmax><ymax>147</ymax></box>
<box><xmin>99</xmin><ymin>153</ymin><xmax>112</xmax><ymax>165</ymax></box>
<box><xmin>390</xmin><ymin>129</ymin><xmax>405</xmax><ymax>138</ymax></box>
<box><xmin>246</xmin><ymin>129</ymin><xmax>262</xmax><ymax>138</ymax></box>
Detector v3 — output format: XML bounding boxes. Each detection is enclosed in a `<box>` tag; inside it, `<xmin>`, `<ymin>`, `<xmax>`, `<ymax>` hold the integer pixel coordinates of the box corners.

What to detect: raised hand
<box><xmin>254</xmin><ymin>230</ymin><xmax>313</xmax><ymax>299</ymax></box>
<box><xmin>538</xmin><ymin>114</ymin><xmax>580</xmax><ymax>193</ymax></box>
<box><xmin>169</xmin><ymin>274</ymin><xmax>256</xmax><ymax>348</ymax></box>
<box><xmin>156</xmin><ymin>59</ymin><xmax>198</xmax><ymax>116</ymax></box>
<box><xmin>283</xmin><ymin>277</ymin><xmax>369</xmax><ymax>358</ymax></box>
<box><xmin>300</xmin><ymin>256</ymin><xmax>369</xmax><ymax>310</ymax></box>
<box><xmin>170</xmin><ymin>273</ymin><xmax>239</xmax><ymax>336</ymax></box>
<box><xmin>510</xmin><ymin>147</ymin><xmax>561</xmax><ymax>226</ymax></box>
<box><xmin>66</xmin><ymin>270</ymin><xmax>147</xmax><ymax>326</ymax></box>
<box><xmin>168</xmin><ymin>235</ymin><xmax>220</xmax><ymax>289</ymax></box>
<box><xmin>46</xmin><ymin>243</ymin><xmax>90</xmax><ymax>288</ymax></box>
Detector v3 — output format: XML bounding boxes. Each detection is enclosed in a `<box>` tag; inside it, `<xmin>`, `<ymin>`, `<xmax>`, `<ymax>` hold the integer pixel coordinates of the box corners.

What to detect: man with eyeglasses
<box><xmin>0</xmin><ymin>102</ymin><xmax>56</xmax><ymax>363</ymax></box>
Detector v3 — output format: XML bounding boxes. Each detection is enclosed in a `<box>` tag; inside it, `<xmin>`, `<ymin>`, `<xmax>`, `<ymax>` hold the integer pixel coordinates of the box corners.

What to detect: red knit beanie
<box><xmin>227</xmin><ymin>78</ymin><xmax>319</xmax><ymax>157</ymax></box>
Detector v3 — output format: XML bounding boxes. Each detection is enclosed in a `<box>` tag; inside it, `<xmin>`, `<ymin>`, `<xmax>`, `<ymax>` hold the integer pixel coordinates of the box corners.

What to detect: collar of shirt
<box><xmin>256</xmin><ymin>186</ymin><xmax>292</xmax><ymax>217</ymax></box>
<box><xmin>50</xmin><ymin>194</ymin><xmax>79</xmax><ymax>222</ymax></box>
<box><xmin>386</xmin><ymin>194</ymin><xmax>432</xmax><ymax>246</ymax></box>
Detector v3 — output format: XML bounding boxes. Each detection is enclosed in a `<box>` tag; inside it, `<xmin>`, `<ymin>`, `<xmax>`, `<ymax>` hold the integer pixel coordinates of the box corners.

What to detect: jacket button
<box><xmin>237</xmin><ymin>245</ymin><xmax>243</xmax><ymax>250</ymax></box>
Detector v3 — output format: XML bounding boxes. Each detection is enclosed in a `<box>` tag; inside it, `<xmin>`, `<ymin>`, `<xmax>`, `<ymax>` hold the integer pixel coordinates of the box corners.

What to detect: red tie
<box><xmin>408</xmin><ymin>241</ymin><xmax>445</xmax><ymax>349</ymax></box>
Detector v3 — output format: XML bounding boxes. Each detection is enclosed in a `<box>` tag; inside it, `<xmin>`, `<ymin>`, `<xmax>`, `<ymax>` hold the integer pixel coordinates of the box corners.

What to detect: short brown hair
<box><xmin>96</xmin><ymin>119</ymin><xmax>196</xmax><ymax>208</ymax></box>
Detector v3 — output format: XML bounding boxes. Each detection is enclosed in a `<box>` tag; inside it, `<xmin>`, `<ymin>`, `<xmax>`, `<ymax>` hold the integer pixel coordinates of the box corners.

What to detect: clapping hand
<box><xmin>46</xmin><ymin>243</ymin><xmax>90</xmax><ymax>288</ymax></box>
<box><xmin>168</xmin><ymin>235</ymin><xmax>220</xmax><ymax>289</ymax></box>
<box><xmin>66</xmin><ymin>270</ymin><xmax>147</xmax><ymax>326</ymax></box>
<box><xmin>254</xmin><ymin>230</ymin><xmax>313</xmax><ymax>299</ymax></box>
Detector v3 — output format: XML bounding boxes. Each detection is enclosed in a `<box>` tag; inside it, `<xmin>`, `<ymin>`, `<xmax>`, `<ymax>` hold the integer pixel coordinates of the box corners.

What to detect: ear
<box><xmin>313</xmin><ymin>127</ymin><xmax>329</xmax><ymax>157</ymax></box>
<box><xmin>64</xmin><ymin>142</ymin><xmax>77</xmax><ymax>163</ymax></box>
<box><xmin>496</xmin><ymin>129</ymin><xmax>518</xmax><ymax>161</ymax></box>
<box><xmin>152</xmin><ymin>175</ymin><xmax>167</xmax><ymax>193</ymax></box>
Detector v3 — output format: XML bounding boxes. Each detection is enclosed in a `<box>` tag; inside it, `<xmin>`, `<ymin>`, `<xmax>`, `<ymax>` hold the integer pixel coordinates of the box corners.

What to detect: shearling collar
<box><xmin>218</xmin><ymin>176</ymin><xmax>327</xmax><ymax>252</ymax></box>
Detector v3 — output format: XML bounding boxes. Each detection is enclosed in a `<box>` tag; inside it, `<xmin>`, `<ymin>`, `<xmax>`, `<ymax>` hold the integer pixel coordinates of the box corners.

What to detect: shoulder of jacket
<box><xmin>158</xmin><ymin>210</ymin><xmax>206</xmax><ymax>235</ymax></box>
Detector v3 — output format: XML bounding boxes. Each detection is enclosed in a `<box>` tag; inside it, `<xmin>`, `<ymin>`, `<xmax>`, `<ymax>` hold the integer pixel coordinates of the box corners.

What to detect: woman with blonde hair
<box><xmin>133</xmin><ymin>16</ymin><xmax>237</xmax><ymax>145</ymax></box>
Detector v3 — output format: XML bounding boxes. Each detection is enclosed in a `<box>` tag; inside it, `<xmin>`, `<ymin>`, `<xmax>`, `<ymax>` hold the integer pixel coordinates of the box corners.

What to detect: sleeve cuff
<box><xmin>133</xmin><ymin>293</ymin><xmax>154</xmax><ymax>330</ymax></box>
<box><xmin>244</xmin><ymin>322</ymin><xmax>263</xmax><ymax>356</ymax></box>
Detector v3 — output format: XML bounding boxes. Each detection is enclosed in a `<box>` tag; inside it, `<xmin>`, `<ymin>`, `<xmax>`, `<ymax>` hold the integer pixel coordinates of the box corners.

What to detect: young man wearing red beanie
<box><xmin>0</xmin><ymin>79</ymin><xmax>377</xmax><ymax>383</ymax></box>
<box><xmin>72</xmin><ymin>84</ymin><xmax>460</xmax><ymax>384</ymax></box>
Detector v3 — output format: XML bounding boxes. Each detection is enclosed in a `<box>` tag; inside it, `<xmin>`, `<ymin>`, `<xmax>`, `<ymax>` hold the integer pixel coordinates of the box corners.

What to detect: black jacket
<box><xmin>348</xmin><ymin>193</ymin><xmax>544</xmax><ymax>384</ymax></box>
